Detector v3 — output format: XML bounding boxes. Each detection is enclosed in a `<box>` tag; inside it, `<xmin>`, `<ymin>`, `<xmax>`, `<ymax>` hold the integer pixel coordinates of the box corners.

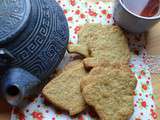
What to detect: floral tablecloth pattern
<box><xmin>143</xmin><ymin>52</ymin><xmax>160</xmax><ymax>118</ymax></box>
<box><xmin>11</xmin><ymin>0</ymin><xmax>158</xmax><ymax>120</ymax></box>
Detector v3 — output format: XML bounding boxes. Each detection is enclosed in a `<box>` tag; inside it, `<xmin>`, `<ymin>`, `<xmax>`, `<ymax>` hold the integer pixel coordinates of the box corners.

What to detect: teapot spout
<box><xmin>1</xmin><ymin>68</ymin><xmax>40</xmax><ymax>106</ymax></box>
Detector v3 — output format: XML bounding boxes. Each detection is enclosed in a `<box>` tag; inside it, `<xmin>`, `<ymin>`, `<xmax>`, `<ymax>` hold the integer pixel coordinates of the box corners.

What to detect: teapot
<box><xmin>0</xmin><ymin>0</ymin><xmax>69</xmax><ymax>106</ymax></box>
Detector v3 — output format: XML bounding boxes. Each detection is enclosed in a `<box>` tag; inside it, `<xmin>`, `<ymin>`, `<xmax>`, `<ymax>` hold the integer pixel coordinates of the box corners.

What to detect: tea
<box><xmin>122</xmin><ymin>0</ymin><xmax>160</xmax><ymax>17</ymax></box>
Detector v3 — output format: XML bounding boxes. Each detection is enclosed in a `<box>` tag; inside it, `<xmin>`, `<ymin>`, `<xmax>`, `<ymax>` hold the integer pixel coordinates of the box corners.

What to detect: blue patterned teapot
<box><xmin>0</xmin><ymin>0</ymin><xmax>69</xmax><ymax>106</ymax></box>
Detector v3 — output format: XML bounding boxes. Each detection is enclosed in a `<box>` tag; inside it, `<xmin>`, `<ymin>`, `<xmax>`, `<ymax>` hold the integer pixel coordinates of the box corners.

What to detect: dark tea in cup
<box><xmin>122</xmin><ymin>0</ymin><xmax>160</xmax><ymax>17</ymax></box>
<box><xmin>114</xmin><ymin>0</ymin><xmax>160</xmax><ymax>33</ymax></box>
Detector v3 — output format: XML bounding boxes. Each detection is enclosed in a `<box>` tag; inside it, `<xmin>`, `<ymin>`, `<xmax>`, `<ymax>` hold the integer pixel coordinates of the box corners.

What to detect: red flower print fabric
<box><xmin>11</xmin><ymin>0</ymin><xmax>157</xmax><ymax>120</ymax></box>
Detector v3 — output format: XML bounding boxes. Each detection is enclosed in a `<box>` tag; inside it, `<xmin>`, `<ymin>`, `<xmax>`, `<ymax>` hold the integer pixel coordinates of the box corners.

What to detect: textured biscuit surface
<box><xmin>69</xmin><ymin>24</ymin><xmax>130</xmax><ymax>67</ymax></box>
<box><xmin>68</xmin><ymin>44</ymin><xmax>89</xmax><ymax>57</ymax></box>
<box><xmin>43</xmin><ymin>24</ymin><xmax>135</xmax><ymax>119</ymax></box>
<box><xmin>81</xmin><ymin>66</ymin><xmax>136</xmax><ymax>120</ymax></box>
<box><xmin>43</xmin><ymin>61</ymin><xmax>87</xmax><ymax>115</ymax></box>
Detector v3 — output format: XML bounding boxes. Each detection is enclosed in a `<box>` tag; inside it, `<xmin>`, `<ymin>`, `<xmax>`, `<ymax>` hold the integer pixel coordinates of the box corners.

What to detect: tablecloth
<box><xmin>11</xmin><ymin>0</ymin><xmax>158</xmax><ymax>120</ymax></box>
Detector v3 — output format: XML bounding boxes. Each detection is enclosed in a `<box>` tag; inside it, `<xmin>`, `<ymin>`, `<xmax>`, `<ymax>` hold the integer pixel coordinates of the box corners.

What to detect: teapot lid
<box><xmin>0</xmin><ymin>0</ymin><xmax>31</xmax><ymax>44</ymax></box>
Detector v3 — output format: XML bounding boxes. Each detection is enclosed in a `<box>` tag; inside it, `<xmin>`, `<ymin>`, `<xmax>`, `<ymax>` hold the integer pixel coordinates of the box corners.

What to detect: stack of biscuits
<box><xmin>43</xmin><ymin>24</ymin><xmax>137</xmax><ymax>120</ymax></box>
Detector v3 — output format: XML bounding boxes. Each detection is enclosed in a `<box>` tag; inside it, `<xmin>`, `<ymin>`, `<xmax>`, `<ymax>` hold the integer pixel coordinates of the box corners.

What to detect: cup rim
<box><xmin>119</xmin><ymin>0</ymin><xmax>160</xmax><ymax>20</ymax></box>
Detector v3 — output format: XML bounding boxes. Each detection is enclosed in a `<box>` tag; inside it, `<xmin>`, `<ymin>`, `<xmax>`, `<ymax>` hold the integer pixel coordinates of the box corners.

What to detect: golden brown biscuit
<box><xmin>81</xmin><ymin>66</ymin><xmax>136</xmax><ymax>120</ymax></box>
<box><xmin>43</xmin><ymin>24</ymin><xmax>134</xmax><ymax>119</ymax></box>
<box><xmin>80</xmin><ymin>67</ymin><xmax>104</xmax><ymax>89</ymax></box>
<box><xmin>63</xmin><ymin>60</ymin><xmax>82</xmax><ymax>70</ymax></box>
<box><xmin>43</xmin><ymin>61</ymin><xmax>88</xmax><ymax>116</ymax></box>
<box><xmin>68</xmin><ymin>44</ymin><xmax>89</xmax><ymax>57</ymax></box>
<box><xmin>71</xmin><ymin>24</ymin><xmax>130</xmax><ymax>67</ymax></box>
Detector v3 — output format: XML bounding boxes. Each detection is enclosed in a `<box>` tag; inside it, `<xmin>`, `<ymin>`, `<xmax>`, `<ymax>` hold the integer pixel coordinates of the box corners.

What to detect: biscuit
<box><xmin>43</xmin><ymin>61</ymin><xmax>88</xmax><ymax>115</ymax></box>
<box><xmin>80</xmin><ymin>67</ymin><xmax>104</xmax><ymax>89</ymax></box>
<box><xmin>81</xmin><ymin>65</ymin><xmax>136</xmax><ymax>90</ymax></box>
<box><xmin>81</xmin><ymin>66</ymin><xmax>136</xmax><ymax>120</ymax></box>
<box><xmin>68</xmin><ymin>44</ymin><xmax>89</xmax><ymax>57</ymax></box>
<box><xmin>63</xmin><ymin>60</ymin><xmax>82</xmax><ymax>70</ymax></box>
<box><xmin>43</xmin><ymin>24</ymin><xmax>134</xmax><ymax>119</ymax></box>
<box><xmin>70</xmin><ymin>24</ymin><xmax>130</xmax><ymax>67</ymax></box>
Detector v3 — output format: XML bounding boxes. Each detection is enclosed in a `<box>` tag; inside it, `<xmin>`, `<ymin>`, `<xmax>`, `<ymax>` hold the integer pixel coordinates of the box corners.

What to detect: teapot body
<box><xmin>0</xmin><ymin>0</ymin><xmax>69</xmax><ymax>106</ymax></box>
<box><xmin>0</xmin><ymin>0</ymin><xmax>69</xmax><ymax>79</ymax></box>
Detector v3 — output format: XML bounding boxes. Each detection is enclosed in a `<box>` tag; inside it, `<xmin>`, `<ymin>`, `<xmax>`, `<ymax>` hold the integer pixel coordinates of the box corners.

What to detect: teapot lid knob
<box><xmin>0</xmin><ymin>0</ymin><xmax>31</xmax><ymax>44</ymax></box>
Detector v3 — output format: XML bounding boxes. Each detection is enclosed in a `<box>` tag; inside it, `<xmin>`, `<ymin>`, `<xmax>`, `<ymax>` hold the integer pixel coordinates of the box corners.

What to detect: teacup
<box><xmin>114</xmin><ymin>0</ymin><xmax>160</xmax><ymax>33</ymax></box>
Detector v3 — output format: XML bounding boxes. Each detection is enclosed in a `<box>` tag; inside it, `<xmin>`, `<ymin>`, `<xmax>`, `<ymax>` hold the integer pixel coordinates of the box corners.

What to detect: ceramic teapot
<box><xmin>0</xmin><ymin>0</ymin><xmax>69</xmax><ymax>106</ymax></box>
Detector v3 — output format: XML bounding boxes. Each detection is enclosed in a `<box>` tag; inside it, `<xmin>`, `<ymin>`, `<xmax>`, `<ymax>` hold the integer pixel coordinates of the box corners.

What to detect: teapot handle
<box><xmin>0</xmin><ymin>48</ymin><xmax>15</xmax><ymax>63</ymax></box>
<box><xmin>0</xmin><ymin>48</ymin><xmax>15</xmax><ymax>74</ymax></box>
